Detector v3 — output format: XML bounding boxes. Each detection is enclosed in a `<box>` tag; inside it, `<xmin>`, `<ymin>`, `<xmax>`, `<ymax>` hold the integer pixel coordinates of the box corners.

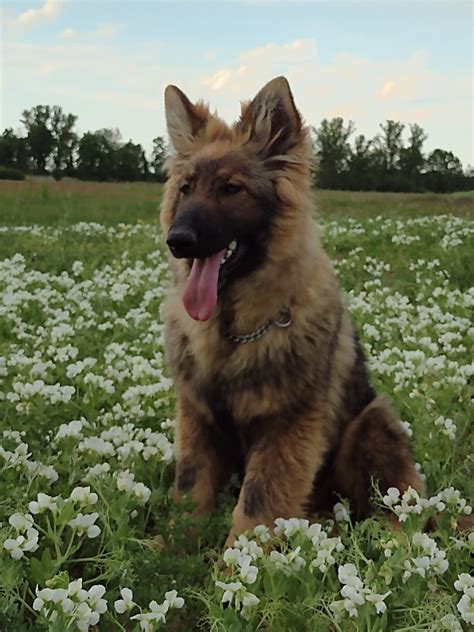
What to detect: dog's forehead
<box><xmin>187</xmin><ymin>148</ymin><xmax>251</xmax><ymax>181</ymax></box>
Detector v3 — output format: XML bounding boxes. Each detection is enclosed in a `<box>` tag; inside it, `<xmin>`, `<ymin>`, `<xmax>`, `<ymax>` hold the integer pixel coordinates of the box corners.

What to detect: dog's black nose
<box><xmin>167</xmin><ymin>226</ymin><xmax>198</xmax><ymax>258</ymax></box>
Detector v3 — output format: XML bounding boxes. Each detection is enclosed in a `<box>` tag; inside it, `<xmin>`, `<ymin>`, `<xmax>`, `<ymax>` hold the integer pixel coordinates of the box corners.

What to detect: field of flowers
<box><xmin>0</xmin><ymin>206</ymin><xmax>473</xmax><ymax>631</ymax></box>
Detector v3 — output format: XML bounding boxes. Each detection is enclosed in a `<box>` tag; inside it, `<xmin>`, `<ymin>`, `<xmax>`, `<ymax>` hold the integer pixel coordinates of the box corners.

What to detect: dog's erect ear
<box><xmin>238</xmin><ymin>76</ymin><xmax>302</xmax><ymax>156</ymax></box>
<box><xmin>164</xmin><ymin>85</ymin><xmax>209</xmax><ymax>154</ymax></box>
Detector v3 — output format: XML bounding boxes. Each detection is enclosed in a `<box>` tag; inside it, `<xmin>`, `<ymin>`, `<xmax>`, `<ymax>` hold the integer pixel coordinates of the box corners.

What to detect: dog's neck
<box><xmin>222</xmin><ymin>212</ymin><xmax>324</xmax><ymax>335</ymax></box>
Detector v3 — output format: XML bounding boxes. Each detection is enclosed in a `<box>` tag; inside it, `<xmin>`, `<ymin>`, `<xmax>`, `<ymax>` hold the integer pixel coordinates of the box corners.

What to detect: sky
<box><xmin>1</xmin><ymin>0</ymin><xmax>473</xmax><ymax>165</ymax></box>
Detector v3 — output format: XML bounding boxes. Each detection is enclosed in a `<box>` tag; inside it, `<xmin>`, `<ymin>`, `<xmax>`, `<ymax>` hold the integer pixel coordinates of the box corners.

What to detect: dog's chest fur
<box><xmin>164</xmin><ymin>287</ymin><xmax>349</xmax><ymax>435</ymax></box>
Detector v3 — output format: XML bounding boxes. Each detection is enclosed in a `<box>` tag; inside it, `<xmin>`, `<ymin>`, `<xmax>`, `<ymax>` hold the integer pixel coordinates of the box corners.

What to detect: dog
<box><xmin>160</xmin><ymin>76</ymin><xmax>423</xmax><ymax>547</ymax></box>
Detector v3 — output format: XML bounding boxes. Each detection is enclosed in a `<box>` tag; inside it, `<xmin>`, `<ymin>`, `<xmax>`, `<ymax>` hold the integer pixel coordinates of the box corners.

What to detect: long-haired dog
<box><xmin>160</xmin><ymin>77</ymin><xmax>422</xmax><ymax>546</ymax></box>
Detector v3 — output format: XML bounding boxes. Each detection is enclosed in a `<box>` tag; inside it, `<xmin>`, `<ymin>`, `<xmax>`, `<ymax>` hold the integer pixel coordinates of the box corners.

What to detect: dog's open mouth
<box><xmin>183</xmin><ymin>240</ymin><xmax>240</xmax><ymax>321</ymax></box>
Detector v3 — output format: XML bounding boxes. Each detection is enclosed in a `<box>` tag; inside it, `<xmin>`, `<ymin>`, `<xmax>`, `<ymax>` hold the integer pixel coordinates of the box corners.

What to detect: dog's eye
<box><xmin>180</xmin><ymin>183</ymin><xmax>190</xmax><ymax>195</ymax></box>
<box><xmin>223</xmin><ymin>182</ymin><xmax>242</xmax><ymax>195</ymax></box>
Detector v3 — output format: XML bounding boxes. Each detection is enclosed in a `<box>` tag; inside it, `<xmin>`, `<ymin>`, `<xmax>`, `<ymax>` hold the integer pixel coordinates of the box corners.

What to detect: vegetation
<box><xmin>0</xmin><ymin>184</ymin><xmax>472</xmax><ymax>630</ymax></box>
<box><xmin>1</xmin><ymin>105</ymin><xmax>473</xmax><ymax>192</ymax></box>
<box><xmin>0</xmin><ymin>166</ymin><xmax>25</xmax><ymax>181</ymax></box>
<box><xmin>0</xmin><ymin>106</ymin><xmax>167</xmax><ymax>184</ymax></box>
<box><xmin>0</xmin><ymin>178</ymin><xmax>472</xmax><ymax>228</ymax></box>
<box><xmin>313</xmin><ymin>119</ymin><xmax>473</xmax><ymax>193</ymax></box>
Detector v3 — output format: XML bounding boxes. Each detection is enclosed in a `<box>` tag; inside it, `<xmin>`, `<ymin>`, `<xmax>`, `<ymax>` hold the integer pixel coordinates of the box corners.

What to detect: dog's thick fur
<box><xmin>160</xmin><ymin>77</ymin><xmax>422</xmax><ymax>546</ymax></box>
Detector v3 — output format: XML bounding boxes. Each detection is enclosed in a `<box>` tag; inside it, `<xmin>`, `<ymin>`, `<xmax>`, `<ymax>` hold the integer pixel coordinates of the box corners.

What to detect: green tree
<box><xmin>346</xmin><ymin>134</ymin><xmax>373</xmax><ymax>190</ymax></box>
<box><xmin>312</xmin><ymin>118</ymin><xmax>355</xmax><ymax>189</ymax></box>
<box><xmin>424</xmin><ymin>149</ymin><xmax>464</xmax><ymax>192</ymax></box>
<box><xmin>115</xmin><ymin>141</ymin><xmax>144</xmax><ymax>181</ymax></box>
<box><xmin>77</xmin><ymin>130</ymin><xmax>117</xmax><ymax>181</ymax></box>
<box><xmin>0</xmin><ymin>129</ymin><xmax>29</xmax><ymax>172</ymax></box>
<box><xmin>50</xmin><ymin>106</ymin><xmax>78</xmax><ymax>177</ymax></box>
<box><xmin>463</xmin><ymin>165</ymin><xmax>474</xmax><ymax>191</ymax></box>
<box><xmin>151</xmin><ymin>136</ymin><xmax>167</xmax><ymax>182</ymax></box>
<box><xmin>374</xmin><ymin>120</ymin><xmax>405</xmax><ymax>173</ymax></box>
<box><xmin>371</xmin><ymin>120</ymin><xmax>407</xmax><ymax>190</ymax></box>
<box><xmin>21</xmin><ymin>106</ymin><xmax>54</xmax><ymax>173</ymax></box>
<box><xmin>140</xmin><ymin>150</ymin><xmax>150</xmax><ymax>181</ymax></box>
<box><xmin>398</xmin><ymin>123</ymin><xmax>427</xmax><ymax>190</ymax></box>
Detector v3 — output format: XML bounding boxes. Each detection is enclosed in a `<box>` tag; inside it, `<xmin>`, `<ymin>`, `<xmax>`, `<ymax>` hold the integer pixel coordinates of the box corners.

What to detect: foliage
<box><xmin>424</xmin><ymin>150</ymin><xmax>465</xmax><ymax>193</ymax></box>
<box><xmin>312</xmin><ymin>119</ymin><xmax>474</xmax><ymax>193</ymax></box>
<box><xmin>21</xmin><ymin>106</ymin><xmax>55</xmax><ymax>174</ymax></box>
<box><xmin>0</xmin><ymin>180</ymin><xmax>472</xmax><ymax>229</ymax></box>
<box><xmin>0</xmin><ymin>197</ymin><xmax>472</xmax><ymax>630</ymax></box>
<box><xmin>77</xmin><ymin>129</ymin><xmax>120</xmax><ymax>182</ymax></box>
<box><xmin>2</xmin><ymin>106</ymin><xmax>474</xmax><ymax>190</ymax></box>
<box><xmin>312</xmin><ymin>118</ymin><xmax>354</xmax><ymax>189</ymax></box>
<box><xmin>0</xmin><ymin>129</ymin><xmax>29</xmax><ymax>173</ymax></box>
<box><xmin>0</xmin><ymin>165</ymin><xmax>25</xmax><ymax>181</ymax></box>
<box><xmin>151</xmin><ymin>137</ymin><xmax>168</xmax><ymax>183</ymax></box>
<box><xmin>50</xmin><ymin>106</ymin><xmax>79</xmax><ymax>178</ymax></box>
<box><xmin>5</xmin><ymin>108</ymin><xmax>165</xmax><ymax>184</ymax></box>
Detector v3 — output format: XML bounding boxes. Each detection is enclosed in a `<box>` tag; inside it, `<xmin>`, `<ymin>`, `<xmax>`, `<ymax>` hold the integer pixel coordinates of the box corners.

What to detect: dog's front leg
<box><xmin>225</xmin><ymin>416</ymin><xmax>328</xmax><ymax>548</ymax></box>
<box><xmin>173</xmin><ymin>397</ymin><xmax>226</xmax><ymax>516</ymax></box>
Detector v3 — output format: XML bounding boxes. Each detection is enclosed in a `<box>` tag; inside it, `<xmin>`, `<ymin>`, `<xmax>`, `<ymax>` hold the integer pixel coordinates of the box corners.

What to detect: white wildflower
<box><xmin>68</xmin><ymin>512</ymin><xmax>101</xmax><ymax>538</ymax></box>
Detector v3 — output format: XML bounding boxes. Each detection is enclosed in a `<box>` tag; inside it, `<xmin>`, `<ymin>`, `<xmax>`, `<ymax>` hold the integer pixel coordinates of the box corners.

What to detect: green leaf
<box><xmin>29</xmin><ymin>557</ymin><xmax>46</xmax><ymax>586</ymax></box>
<box><xmin>40</xmin><ymin>547</ymin><xmax>56</xmax><ymax>577</ymax></box>
<box><xmin>57</xmin><ymin>501</ymin><xmax>76</xmax><ymax>524</ymax></box>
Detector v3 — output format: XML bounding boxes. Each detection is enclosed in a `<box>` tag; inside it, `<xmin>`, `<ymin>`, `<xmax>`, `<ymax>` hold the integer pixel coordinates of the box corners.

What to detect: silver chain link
<box><xmin>226</xmin><ymin>308</ymin><xmax>292</xmax><ymax>344</ymax></box>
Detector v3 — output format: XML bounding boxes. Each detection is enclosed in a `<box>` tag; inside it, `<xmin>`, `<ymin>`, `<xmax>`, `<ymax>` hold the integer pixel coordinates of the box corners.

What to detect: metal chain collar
<box><xmin>226</xmin><ymin>308</ymin><xmax>292</xmax><ymax>344</ymax></box>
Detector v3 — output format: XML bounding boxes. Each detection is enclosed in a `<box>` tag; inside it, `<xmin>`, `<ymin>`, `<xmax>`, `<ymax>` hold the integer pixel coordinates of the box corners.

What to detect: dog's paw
<box><xmin>223</xmin><ymin>529</ymin><xmax>239</xmax><ymax>550</ymax></box>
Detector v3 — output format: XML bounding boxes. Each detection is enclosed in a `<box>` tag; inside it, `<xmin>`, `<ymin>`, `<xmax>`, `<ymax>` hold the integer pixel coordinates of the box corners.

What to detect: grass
<box><xmin>0</xmin><ymin>180</ymin><xmax>472</xmax><ymax>631</ymax></box>
<box><xmin>0</xmin><ymin>177</ymin><xmax>472</xmax><ymax>225</ymax></box>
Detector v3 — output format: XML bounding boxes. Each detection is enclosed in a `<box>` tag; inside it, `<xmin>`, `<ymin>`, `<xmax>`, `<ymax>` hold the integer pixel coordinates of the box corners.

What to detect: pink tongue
<box><xmin>183</xmin><ymin>250</ymin><xmax>225</xmax><ymax>321</ymax></box>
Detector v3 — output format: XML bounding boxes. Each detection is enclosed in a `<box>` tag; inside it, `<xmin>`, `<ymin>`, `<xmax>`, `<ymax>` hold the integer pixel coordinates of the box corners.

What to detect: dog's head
<box><xmin>161</xmin><ymin>77</ymin><xmax>311</xmax><ymax>321</ymax></box>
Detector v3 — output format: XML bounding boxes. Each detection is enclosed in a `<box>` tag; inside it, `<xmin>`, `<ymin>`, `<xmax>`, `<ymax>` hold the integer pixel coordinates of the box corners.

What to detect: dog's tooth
<box><xmin>220</xmin><ymin>257</ymin><xmax>226</xmax><ymax>264</ymax></box>
<box><xmin>229</xmin><ymin>240</ymin><xmax>237</xmax><ymax>251</ymax></box>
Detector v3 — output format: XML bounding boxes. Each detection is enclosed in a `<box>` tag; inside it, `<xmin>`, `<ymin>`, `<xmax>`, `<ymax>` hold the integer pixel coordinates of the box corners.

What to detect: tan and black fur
<box><xmin>160</xmin><ymin>77</ymin><xmax>422</xmax><ymax>546</ymax></box>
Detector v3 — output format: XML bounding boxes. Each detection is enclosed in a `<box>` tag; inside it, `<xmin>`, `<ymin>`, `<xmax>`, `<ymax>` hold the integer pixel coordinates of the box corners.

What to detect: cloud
<box><xmin>240</xmin><ymin>39</ymin><xmax>316</xmax><ymax>65</ymax></box>
<box><xmin>2</xmin><ymin>35</ymin><xmax>471</xmax><ymax>165</ymax></box>
<box><xmin>203</xmin><ymin>70</ymin><xmax>232</xmax><ymax>91</ymax></box>
<box><xmin>58</xmin><ymin>27</ymin><xmax>76</xmax><ymax>41</ymax></box>
<box><xmin>55</xmin><ymin>22</ymin><xmax>123</xmax><ymax>44</ymax></box>
<box><xmin>16</xmin><ymin>0</ymin><xmax>65</xmax><ymax>28</ymax></box>
<box><xmin>379</xmin><ymin>80</ymin><xmax>396</xmax><ymax>98</ymax></box>
<box><xmin>93</xmin><ymin>23</ymin><xmax>124</xmax><ymax>39</ymax></box>
<box><xmin>197</xmin><ymin>41</ymin><xmax>472</xmax><ymax>163</ymax></box>
<box><xmin>1</xmin><ymin>37</ymin><xmax>178</xmax><ymax>153</ymax></box>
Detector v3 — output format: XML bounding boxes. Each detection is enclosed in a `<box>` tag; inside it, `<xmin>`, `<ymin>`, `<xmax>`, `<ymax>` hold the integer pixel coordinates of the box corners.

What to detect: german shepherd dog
<box><xmin>160</xmin><ymin>77</ymin><xmax>422</xmax><ymax>547</ymax></box>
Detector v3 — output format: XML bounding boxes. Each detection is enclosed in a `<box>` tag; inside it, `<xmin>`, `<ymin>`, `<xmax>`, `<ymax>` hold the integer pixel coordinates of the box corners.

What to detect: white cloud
<box><xmin>56</xmin><ymin>23</ymin><xmax>123</xmax><ymax>43</ymax></box>
<box><xmin>16</xmin><ymin>0</ymin><xmax>65</xmax><ymax>28</ymax></box>
<box><xmin>203</xmin><ymin>70</ymin><xmax>232</xmax><ymax>91</ymax></box>
<box><xmin>240</xmin><ymin>39</ymin><xmax>316</xmax><ymax>65</ymax></box>
<box><xmin>1</xmin><ymin>36</ymin><xmax>471</xmax><ymax>165</ymax></box>
<box><xmin>93</xmin><ymin>23</ymin><xmax>124</xmax><ymax>39</ymax></box>
<box><xmin>379</xmin><ymin>79</ymin><xmax>396</xmax><ymax>98</ymax></box>
<box><xmin>1</xmin><ymin>38</ymin><xmax>176</xmax><ymax>154</ymax></box>
<box><xmin>196</xmin><ymin>41</ymin><xmax>472</xmax><ymax>164</ymax></box>
<box><xmin>58</xmin><ymin>27</ymin><xmax>76</xmax><ymax>41</ymax></box>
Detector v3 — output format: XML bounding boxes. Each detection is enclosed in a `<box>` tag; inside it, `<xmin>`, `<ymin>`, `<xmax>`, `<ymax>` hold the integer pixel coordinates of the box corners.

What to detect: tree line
<box><xmin>0</xmin><ymin>105</ymin><xmax>472</xmax><ymax>192</ymax></box>
<box><xmin>0</xmin><ymin>106</ymin><xmax>166</xmax><ymax>183</ymax></box>
<box><xmin>313</xmin><ymin>118</ymin><xmax>473</xmax><ymax>193</ymax></box>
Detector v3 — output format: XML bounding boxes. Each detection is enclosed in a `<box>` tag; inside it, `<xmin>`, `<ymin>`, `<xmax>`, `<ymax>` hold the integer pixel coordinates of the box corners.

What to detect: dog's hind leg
<box><xmin>225</xmin><ymin>414</ymin><xmax>329</xmax><ymax>548</ymax></box>
<box><xmin>332</xmin><ymin>396</ymin><xmax>424</xmax><ymax>520</ymax></box>
<box><xmin>173</xmin><ymin>397</ymin><xmax>233</xmax><ymax>516</ymax></box>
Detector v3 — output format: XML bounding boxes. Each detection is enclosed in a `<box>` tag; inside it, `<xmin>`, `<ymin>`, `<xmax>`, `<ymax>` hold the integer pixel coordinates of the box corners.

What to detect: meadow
<box><xmin>0</xmin><ymin>179</ymin><xmax>473</xmax><ymax>631</ymax></box>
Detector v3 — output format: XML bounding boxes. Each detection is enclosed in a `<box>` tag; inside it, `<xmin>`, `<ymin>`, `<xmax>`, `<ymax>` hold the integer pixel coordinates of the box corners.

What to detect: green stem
<box><xmin>364</xmin><ymin>606</ymin><xmax>372</xmax><ymax>632</ymax></box>
<box><xmin>63</xmin><ymin>555</ymin><xmax>110</xmax><ymax>564</ymax></box>
<box><xmin>15</xmin><ymin>587</ymin><xmax>36</xmax><ymax>617</ymax></box>
<box><xmin>108</xmin><ymin>615</ymin><xmax>127</xmax><ymax>632</ymax></box>
<box><xmin>59</xmin><ymin>530</ymin><xmax>77</xmax><ymax>563</ymax></box>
